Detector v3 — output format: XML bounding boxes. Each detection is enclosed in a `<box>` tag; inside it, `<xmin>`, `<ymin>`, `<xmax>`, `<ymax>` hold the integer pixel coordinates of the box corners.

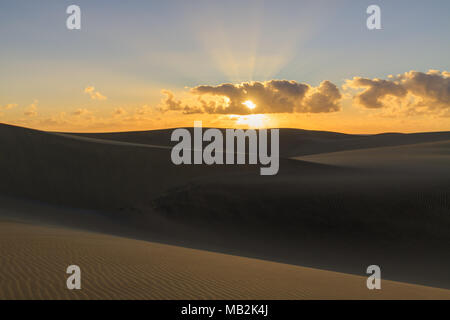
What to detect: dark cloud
<box><xmin>346</xmin><ymin>78</ymin><xmax>407</xmax><ymax>109</ymax></box>
<box><xmin>346</xmin><ymin>70</ymin><xmax>450</xmax><ymax>115</ymax></box>
<box><xmin>301</xmin><ymin>80</ymin><xmax>342</xmax><ymax>113</ymax></box>
<box><xmin>162</xmin><ymin>79</ymin><xmax>342</xmax><ymax>115</ymax></box>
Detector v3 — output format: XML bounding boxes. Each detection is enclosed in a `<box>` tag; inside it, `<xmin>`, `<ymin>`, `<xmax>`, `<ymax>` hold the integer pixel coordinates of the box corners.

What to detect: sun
<box><xmin>242</xmin><ymin>100</ymin><xmax>256</xmax><ymax>110</ymax></box>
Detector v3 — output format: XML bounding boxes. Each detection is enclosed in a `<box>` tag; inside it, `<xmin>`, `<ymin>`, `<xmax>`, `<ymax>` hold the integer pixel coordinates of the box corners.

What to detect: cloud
<box><xmin>113</xmin><ymin>107</ymin><xmax>127</xmax><ymax>116</ymax></box>
<box><xmin>1</xmin><ymin>103</ymin><xmax>17</xmax><ymax>110</ymax></box>
<box><xmin>344</xmin><ymin>78</ymin><xmax>407</xmax><ymax>109</ymax></box>
<box><xmin>161</xmin><ymin>90</ymin><xmax>183</xmax><ymax>110</ymax></box>
<box><xmin>24</xmin><ymin>104</ymin><xmax>164</xmax><ymax>132</ymax></box>
<box><xmin>84</xmin><ymin>86</ymin><xmax>107</xmax><ymax>100</ymax></box>
<box><xmin>302</xmin><ymin>81</ymin><xmax>342</xmax><ymax>113</ymax></box>
<box><xmin>72</xmin><ymin>108</ymin><xmax>92</xmax><ymax>117</ymax></box>
<box><xmin>161</xmin><ymin>79</ymin><xmax>342</xmax><ymax>115</ymax></box>
<box><xmin>24</xmin><ymin>101</ymin><xmax>38</xmax><ymax>117</ymax></box>
<box><xmin>345</xmin><ymin>70</ymin><xmax>450</xmax><ymax>116</ymax></box>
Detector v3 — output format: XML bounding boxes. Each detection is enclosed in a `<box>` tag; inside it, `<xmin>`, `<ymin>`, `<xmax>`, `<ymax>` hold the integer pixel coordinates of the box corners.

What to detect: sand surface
<box><xmin>1</xmin><ymin>123</ymin><xmax>450</xmax><ymax>298</ymax></box>
<box><xmin>1</xmin><ymin>220</ymin><xmax>449</xmax><ymax>300</ymax></box>
<box><xmin>293</xmin><ymin>139</ymin><xmax>450</xmax><ymax>173</ymax></box>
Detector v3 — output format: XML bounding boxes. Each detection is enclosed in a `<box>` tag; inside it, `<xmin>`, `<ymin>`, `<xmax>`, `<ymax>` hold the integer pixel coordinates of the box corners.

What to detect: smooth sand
<box><xmin>1</xmin><ymin>220</ymin><xmax>449</xmax><ymax>300</ymax></box>
<box><xmin>292</xmin><ymin>140</ymin><xmax>450</xmax><ymax>173</ymax></box>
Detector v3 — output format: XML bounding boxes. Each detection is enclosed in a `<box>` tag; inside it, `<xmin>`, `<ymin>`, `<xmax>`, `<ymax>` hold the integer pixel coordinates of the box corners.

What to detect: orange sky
<box><xmin>2</xmin><ymin>80</ymin><xmax>450</xmax><ymax>134</ymax></box>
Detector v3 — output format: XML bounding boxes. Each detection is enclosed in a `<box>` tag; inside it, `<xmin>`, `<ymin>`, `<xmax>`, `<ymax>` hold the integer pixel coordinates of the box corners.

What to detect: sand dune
<box><xmin>1</xmin><ymin>220</ymin><xmax>449</xmax><ymax>300</ymax></box>
<box><xmin>293</xmin><ymin>139</ymin><xmax>450</xmax><ymax>174</ymax></box>
<box><xmin>70</xmin><ymin>127</ymin><xmax>450</xmax><ymax>157</ymax></box>
<box><xmin>53</xmin><ymin>132</ymin><xmax>172</xmax><ymax>150</ymax></box>
<box><xmin>1</xmin><ymin>123</ymin><xmax>450</xmax><ymax>297</ymax></box>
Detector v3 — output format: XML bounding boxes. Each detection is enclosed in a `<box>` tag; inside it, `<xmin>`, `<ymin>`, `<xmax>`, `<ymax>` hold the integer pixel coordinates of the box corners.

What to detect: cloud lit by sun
<box><xmin>242</xmin><ymin>100</ymin><xmax>256</xmax><ymax>110</ymax></box>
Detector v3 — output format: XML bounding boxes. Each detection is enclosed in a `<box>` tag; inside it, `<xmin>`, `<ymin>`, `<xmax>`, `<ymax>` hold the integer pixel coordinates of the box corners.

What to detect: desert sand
<box><xmin>1</xmin><ymin>123</ymin><xmax>450</xmax><ymax>299</ymax></box>
<box><xmin>293</xmin><ymin>139</ymin><xmax>450</xmax><ymax>173</ymax></box>
<box><xmin>1</xmin><ymin>220</ymin><xmax>449</xmax><ymax>300</ymax></box>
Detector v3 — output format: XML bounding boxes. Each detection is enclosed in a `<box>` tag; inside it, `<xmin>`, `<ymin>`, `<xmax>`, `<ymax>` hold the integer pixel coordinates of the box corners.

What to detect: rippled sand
<box><xmin>1</xmin><ymin>221</ymin><xmax>449</xmax><ymax>300</ymax></box>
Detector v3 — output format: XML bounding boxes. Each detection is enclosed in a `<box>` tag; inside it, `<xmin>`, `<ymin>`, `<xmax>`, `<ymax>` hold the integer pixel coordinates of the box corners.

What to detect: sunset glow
<box><xmin>0</xmin><ymin>1</ymin><xmax>449</xmax><ymax>133</ymax></box>
<box><xmin>234</xmin><ymin>114</ymin><xmax>273</xmax><ymax>128</ymax></box>
<box><xmin>242</xmin><ymin>100</ymin><xmax>256</xmax><ymax>110</ymax></box>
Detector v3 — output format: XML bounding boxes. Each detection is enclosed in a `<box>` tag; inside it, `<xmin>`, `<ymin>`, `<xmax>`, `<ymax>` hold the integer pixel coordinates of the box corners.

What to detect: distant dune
<box><xmin>293</xmin><ymin>139</ymin><xmax>450</xmax><ymax>174</ymax></box>
<box><xmin>1</xmin><ymin>123</ymin><xmax>450</xmax><ymax>298</ymax></box>
<box><xmin>70</xmin><ymin>127</ymin><xmax>450</xmax><ymax>158</ymax></box>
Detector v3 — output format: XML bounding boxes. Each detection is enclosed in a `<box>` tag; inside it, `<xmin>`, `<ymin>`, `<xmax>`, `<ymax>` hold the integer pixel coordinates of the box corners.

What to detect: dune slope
<box><xmin>1</xmin><ymin>123</ymin><xmax>450</xmax><ymax>292</ymax></box>
<box><xmin>1</xmin><ymin>220</ymin><xmax>449</xmax><ymax>300</ymax></box>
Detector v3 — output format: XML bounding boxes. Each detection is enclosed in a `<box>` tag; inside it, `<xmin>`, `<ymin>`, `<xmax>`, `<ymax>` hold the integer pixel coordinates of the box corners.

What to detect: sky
<box><xmin>1</xmin><ymin>0</ymin><xmax>450</xmax><ymax>133</ymax></box>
